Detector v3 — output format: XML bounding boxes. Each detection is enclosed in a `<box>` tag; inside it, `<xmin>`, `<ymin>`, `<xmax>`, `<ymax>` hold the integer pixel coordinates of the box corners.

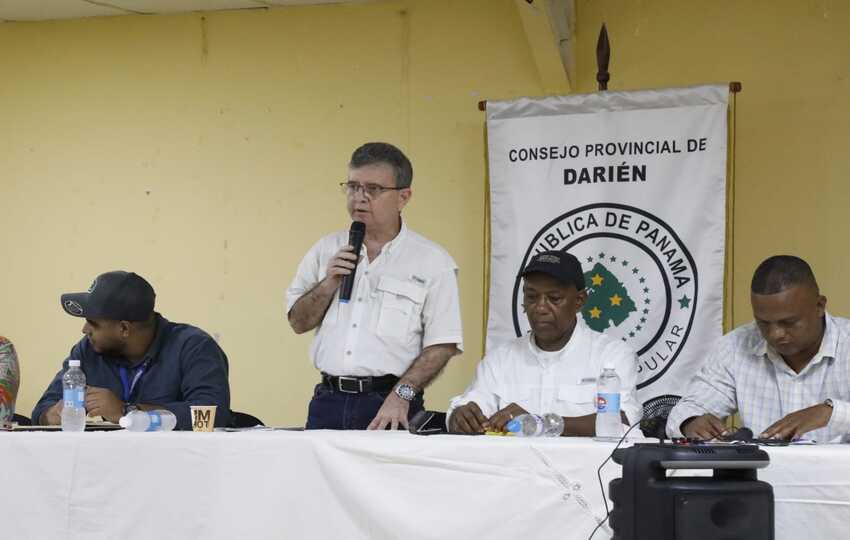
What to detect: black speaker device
<box><xmin>608</xmin><ymin>443</ymin><xmax>774</xmax><ymax>540</ymax></box>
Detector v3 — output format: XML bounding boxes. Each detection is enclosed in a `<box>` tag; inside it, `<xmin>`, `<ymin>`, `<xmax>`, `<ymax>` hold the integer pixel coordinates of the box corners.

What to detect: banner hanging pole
<box><xmin>596</xmin><ymin>23</ymin><xmax>610</xmax><ymax>91</ymax></box>
<box><xmin>725</xmin><ymin>81</ymin><xmax>742</xmax><ymax>333</ymax></box>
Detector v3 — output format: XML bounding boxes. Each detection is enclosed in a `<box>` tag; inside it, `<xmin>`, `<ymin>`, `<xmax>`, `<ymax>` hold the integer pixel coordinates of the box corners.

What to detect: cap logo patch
<box><xmin>64</xmin><ymin>300</ymin><xmax>84</xmax><ymax>316</ymax></box>
<box><xmin>536</xmin><ymin>254</ymin><xmax>560</xmax><ymax>264</ymax></box>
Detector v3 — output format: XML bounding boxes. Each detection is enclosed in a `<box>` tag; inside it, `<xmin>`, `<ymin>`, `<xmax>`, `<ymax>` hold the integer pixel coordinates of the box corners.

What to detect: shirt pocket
<box><xmin>557</xmin><ymin>384</ymin><xmax>598</xmax><ymax>415</ymax></box>
<box><xmin>375</xmin><ymin>276</ymin><xmax>426</xmax><ymax>338</ymax></box>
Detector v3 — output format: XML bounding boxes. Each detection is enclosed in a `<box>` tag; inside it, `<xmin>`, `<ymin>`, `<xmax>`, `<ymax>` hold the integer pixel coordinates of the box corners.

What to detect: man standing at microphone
<box><xmin>287</xmin><ymin>142</ymin><xmax>463</xmax><ymax>430</ymax></box>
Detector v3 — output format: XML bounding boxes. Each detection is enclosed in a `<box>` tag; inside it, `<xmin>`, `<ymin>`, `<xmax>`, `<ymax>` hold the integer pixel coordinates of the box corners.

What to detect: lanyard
<box><xmin>119</xmin><ymin>361</ymin><xmax>149</xmax><ymax>402</ymax></box>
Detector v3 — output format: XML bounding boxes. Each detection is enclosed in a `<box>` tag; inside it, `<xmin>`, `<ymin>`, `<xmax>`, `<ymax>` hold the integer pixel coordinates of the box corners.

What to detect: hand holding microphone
<box><xmin>339</xmin><ymin>221</ymin><xmax>366</xmax><ymax>303</ymax></box>
<box><xmin>325</xmin><ymin>222</ymin><xmax>366</xmax><ymax>303</ymax></box>
<box><xmin>325</xmin><ymin>247</ymin><xmax>358</xmax><ymax>283</ymax></box>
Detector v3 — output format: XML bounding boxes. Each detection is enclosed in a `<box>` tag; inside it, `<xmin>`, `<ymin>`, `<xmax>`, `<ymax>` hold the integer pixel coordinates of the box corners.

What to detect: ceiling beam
<box><xmin>81</xmin><ymin>0</ymin><xmax>147</xmax><ymax>15</ymax></box>
<box><xmin>514</xmin><ymin>0</ymin><xmax>574</xmax><ymax>94</ymax></box>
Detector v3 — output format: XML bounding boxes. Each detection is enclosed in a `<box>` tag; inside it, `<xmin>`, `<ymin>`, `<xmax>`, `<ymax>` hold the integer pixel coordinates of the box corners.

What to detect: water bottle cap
<box><xmin>119</xmin><ymin>416</ymin><xmax>131</xmax><ymax>428</ymax></box>
<box><xmin>505</xmin><ymin>418</ymin><xmax>521</xmax><ymax>433</ymax></box>
<box><xmin>68</xmin><ymin>359</ymin><xmax>81</xmax><ymax>367</ymax></box>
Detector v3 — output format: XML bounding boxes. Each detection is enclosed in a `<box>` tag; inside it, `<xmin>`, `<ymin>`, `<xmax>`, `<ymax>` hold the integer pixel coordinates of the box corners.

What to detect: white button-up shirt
<box><xmin>667</xmin><ymin>313</ymin><xmax>850</xmax><ymax>441</ymax></box>
<box><xmin>447</xmin><ymin>316</ymin><xmax>641</xmax><ymax>425</ymax></box>
<box><xmin>287</xmin><ymin>223</ymin><xmax>463</xmax><ymax>377</ymax></box>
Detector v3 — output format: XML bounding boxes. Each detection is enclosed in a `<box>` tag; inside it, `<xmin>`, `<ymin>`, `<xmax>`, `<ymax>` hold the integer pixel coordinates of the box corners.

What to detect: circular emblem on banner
<box><xmin>511</xmin><ymin>203</ymin><xmax>698</xmax><ymax>389</ymax></box>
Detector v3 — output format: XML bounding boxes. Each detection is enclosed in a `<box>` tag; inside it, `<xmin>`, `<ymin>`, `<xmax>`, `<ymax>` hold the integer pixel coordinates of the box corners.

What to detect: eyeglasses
<box><xmin>339</xmin><ymin>181</ymin><xmax>404</xmax><ymax>198</ymax></box>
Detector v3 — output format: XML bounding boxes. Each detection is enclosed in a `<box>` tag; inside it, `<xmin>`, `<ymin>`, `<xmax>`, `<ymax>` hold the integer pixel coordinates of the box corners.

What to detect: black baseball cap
<box><xmin>521</xmin><ymin>250</ymin><xmax>585</xmax><ymax>290</ymax></box>
<box><xmin>60</xmin><ymin>271</ymin><xmax>156</xmax><ymax>321</ymax></box>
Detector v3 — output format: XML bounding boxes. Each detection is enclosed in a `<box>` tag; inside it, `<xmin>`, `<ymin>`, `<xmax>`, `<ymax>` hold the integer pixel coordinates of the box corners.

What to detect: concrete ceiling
<box><xmin>0</xmin><ymin>0</ymin><xmax>365</xmax><ymax>22</ymax></box>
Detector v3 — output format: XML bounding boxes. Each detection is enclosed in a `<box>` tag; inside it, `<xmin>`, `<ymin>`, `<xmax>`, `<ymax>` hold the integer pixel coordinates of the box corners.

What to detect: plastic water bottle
<box><xmin>506</xmin><ymin>413</ymin><xmax>564</xmax><ymax>437</ymax></box>
<box><xmin>61</xmin><ymin>359</ymin><xmax>86</xmax><ymax>432</ymax></box>
<box><xmin>119</xmin><ymin>409</ymin><xmax>177</xmax><ymax>432</ymax></box>
<box><xmin>595</xmin><ymin>366</ymin><xmax>623</xmax><ymax>441</ymax></box>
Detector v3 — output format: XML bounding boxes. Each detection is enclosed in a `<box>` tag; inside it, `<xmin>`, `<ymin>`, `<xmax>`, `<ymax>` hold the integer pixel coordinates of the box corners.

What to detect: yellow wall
<box><xmin>2</xmin><ymin>0</ymin><xmax>849</xmax><ymax>425</ymax></box>
<box><xmin>0</xmin><ymin>0</ymin><xmax>544</xmax><ymax>425</ymax></box>
<box><xmin>573</xmin><ymin>0</ymin><xmax>850</xmax><ymax>326</ymax></box>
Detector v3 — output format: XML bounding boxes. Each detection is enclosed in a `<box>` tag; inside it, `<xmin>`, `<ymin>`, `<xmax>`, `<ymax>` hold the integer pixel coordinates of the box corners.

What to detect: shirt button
<box><xmin>352</xmin><ymin>323</ymin><xmax>358</xmax><ymax>328</ymax></box>
<box><xmin>357</xmin><ymin>297</ymin><xmax>363</xmax><ymax>302</ymax></box>
<box><xmin>346</xmin><ymin>350</ymin><xmax>352</xmax><ymax>356</ymax></box>
<box><xmin>365</xmin><ymin>271</ymin><xmax>369</xmax><ymax>275</ymax></box>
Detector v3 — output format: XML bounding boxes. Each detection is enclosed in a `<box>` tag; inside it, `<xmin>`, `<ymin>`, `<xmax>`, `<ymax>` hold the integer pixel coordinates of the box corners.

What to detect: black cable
<box><xmin>588</xmin><ymin>420</ymin><xmax>643</xmax><ymax>540</ymax></box>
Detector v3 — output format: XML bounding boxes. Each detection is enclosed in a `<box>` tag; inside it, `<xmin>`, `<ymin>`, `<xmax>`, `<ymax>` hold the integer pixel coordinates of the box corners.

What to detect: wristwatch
<box><xmin>824</xmin><ymin>398</ymin><xmax>834</xmax><ymax>409</ymax></box>
<box><xmin>394</xmin><ymin>383</ymin><xmax>418</xmax><ymax>402</ymax></box>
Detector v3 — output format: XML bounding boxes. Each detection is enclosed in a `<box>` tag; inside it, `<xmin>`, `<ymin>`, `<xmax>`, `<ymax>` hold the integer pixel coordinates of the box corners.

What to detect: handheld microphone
<box><xmin>339</xmin><ymin>221</ymin><xmax>366</xmax><ymax>303</ymax></box>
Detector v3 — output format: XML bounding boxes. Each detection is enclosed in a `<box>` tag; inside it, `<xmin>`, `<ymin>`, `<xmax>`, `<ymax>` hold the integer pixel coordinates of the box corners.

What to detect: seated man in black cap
<box><xmin>448</xmin><ymin>250</ymin><xmax>641</xmax><ymax>435</ymax></box>
<box><xmin>32</xmin><ymin>271</ymin><xmax>230</xmax><ymax>430</ymax></box>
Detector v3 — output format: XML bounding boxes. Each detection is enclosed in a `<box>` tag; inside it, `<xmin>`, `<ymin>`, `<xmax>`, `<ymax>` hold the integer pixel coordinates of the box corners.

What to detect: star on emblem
<box><xmin>591</xmin><ymin>273</ymin><xmax>604</xmax><ymax>286</ymax></box>
<box><xmin>589</xmin><ymin>306</ymin><xmax>602</xmax><ymax>319</ymax></box>
<box><xmin>610</xmin><ymin>294</ymin><xmax>622</xmax><ymax>306</ymax></box>
<box><xmin>678</xmin><ymin>295</ymin><xmax>692</xmax><ymax>309</ymax></box>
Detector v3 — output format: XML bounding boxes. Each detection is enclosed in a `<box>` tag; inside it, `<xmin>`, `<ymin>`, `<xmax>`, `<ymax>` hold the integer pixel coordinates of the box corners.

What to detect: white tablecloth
<box><xmin>1</xmin><ymin>430</ymin><xmax>848</xmax><ymax>539</ymax></box>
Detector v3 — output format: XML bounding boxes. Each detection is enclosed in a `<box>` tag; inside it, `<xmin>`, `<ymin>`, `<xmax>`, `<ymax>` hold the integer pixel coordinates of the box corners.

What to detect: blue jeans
<box><xmin>305</xmin><ymin>383</ymin><xmax>424</xmax><ymax>430</ymax></box>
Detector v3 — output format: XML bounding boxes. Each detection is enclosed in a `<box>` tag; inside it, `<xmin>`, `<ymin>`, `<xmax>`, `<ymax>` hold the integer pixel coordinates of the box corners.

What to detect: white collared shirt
<box><xmin>286</xmin><ymin>223</ymin><xmax>463</xmax><ymax>377</ymax></box>
<box><xmin>447</xmin><ymin>316</ymin><xmax>641</xmax><ymax>424</ymax></box>
<box><xmin>667</xmin><ymin>313</ymin><xmax>850</xmax><ymax>441</ymax></box>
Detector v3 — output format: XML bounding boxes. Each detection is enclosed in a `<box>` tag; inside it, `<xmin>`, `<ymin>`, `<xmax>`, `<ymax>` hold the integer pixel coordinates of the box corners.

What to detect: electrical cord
<box><xmin>588</xmin><ymin>420</ymin><xmax>643</xmax><ymax>540</ymax></box>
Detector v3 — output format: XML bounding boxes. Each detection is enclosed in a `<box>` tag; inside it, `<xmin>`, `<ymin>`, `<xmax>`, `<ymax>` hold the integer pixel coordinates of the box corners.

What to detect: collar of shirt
<box><xmin>141</xmin><ymin>313</ymin><xmax>170</xmax><ymax>365</ymax></box>
<box><xmin>372</xmin><ymin>220</ymin><xmax>408</xmax><ymax>260</ymax></box>
<box><xmin>751</xmin><ymin>313</ymin><xmax>837</xmax><ymax>375</ymax></box>
<box><xmin>525</xmin><ymin>315</ymin><xmax>585</xmax><ymax>368</ymax></box>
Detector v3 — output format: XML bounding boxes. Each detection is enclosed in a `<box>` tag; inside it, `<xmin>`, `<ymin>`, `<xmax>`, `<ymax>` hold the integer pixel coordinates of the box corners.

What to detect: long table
<box><xmin>2</xmin><ymin>430</ymin><xmax>849</xmax><ymax>539</ymax></box>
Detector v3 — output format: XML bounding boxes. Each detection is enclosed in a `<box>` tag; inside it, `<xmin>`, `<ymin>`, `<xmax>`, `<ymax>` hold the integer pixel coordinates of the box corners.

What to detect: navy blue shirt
<box><xmin>32</xmin><ymin>314</ymin><xmax>230</xmax><ymax>430</ymax></box>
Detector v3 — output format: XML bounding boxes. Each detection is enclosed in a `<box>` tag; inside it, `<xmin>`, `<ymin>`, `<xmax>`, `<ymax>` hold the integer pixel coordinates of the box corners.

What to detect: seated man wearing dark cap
<box><xmin>32</xmin><ymin>271</ymin><xmax>230</xmax><ymax>430</ymax></box>
<box><xmin>448</xmin><ymin>251</ymin><xmax>640</xmax><ymax>435</ymax></box>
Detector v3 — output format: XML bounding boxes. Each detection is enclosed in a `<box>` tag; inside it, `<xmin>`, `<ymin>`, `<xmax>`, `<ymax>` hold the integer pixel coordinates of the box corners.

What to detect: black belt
<box><xmin>321</xmin><ymin>373</ymin><xmax>399</xmax><ymax>394</ymax></box>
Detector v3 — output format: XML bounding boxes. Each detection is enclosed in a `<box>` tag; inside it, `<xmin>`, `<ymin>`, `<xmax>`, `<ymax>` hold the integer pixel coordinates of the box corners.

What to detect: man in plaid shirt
<box><xmin>667</xmin><ymin>255</ymin><xmax>850</xmax><ymax>442</ymax></box>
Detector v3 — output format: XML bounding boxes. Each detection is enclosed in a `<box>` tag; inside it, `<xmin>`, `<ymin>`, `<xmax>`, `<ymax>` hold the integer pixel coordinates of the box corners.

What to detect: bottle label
<box><xmin>148</xmin><ymin>413</ymin><xmax>162</xmax><ymax>431</ymax></box>
<box><xmin>596</xmin><ymin>392</ymin><xmax>621</xmax><ymax>413</ymax></box>
<box><xmin>63</xmin><ymin>388</ymin><xmax>85</xmax><ymax>410</ymax></box>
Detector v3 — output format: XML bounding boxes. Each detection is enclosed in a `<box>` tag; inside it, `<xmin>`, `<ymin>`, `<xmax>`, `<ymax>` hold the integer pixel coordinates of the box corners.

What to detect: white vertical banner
<box><xmin>486</xmin><ymin>85</ymin><xmax>728</xmax><ymax>409</ymax></box>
